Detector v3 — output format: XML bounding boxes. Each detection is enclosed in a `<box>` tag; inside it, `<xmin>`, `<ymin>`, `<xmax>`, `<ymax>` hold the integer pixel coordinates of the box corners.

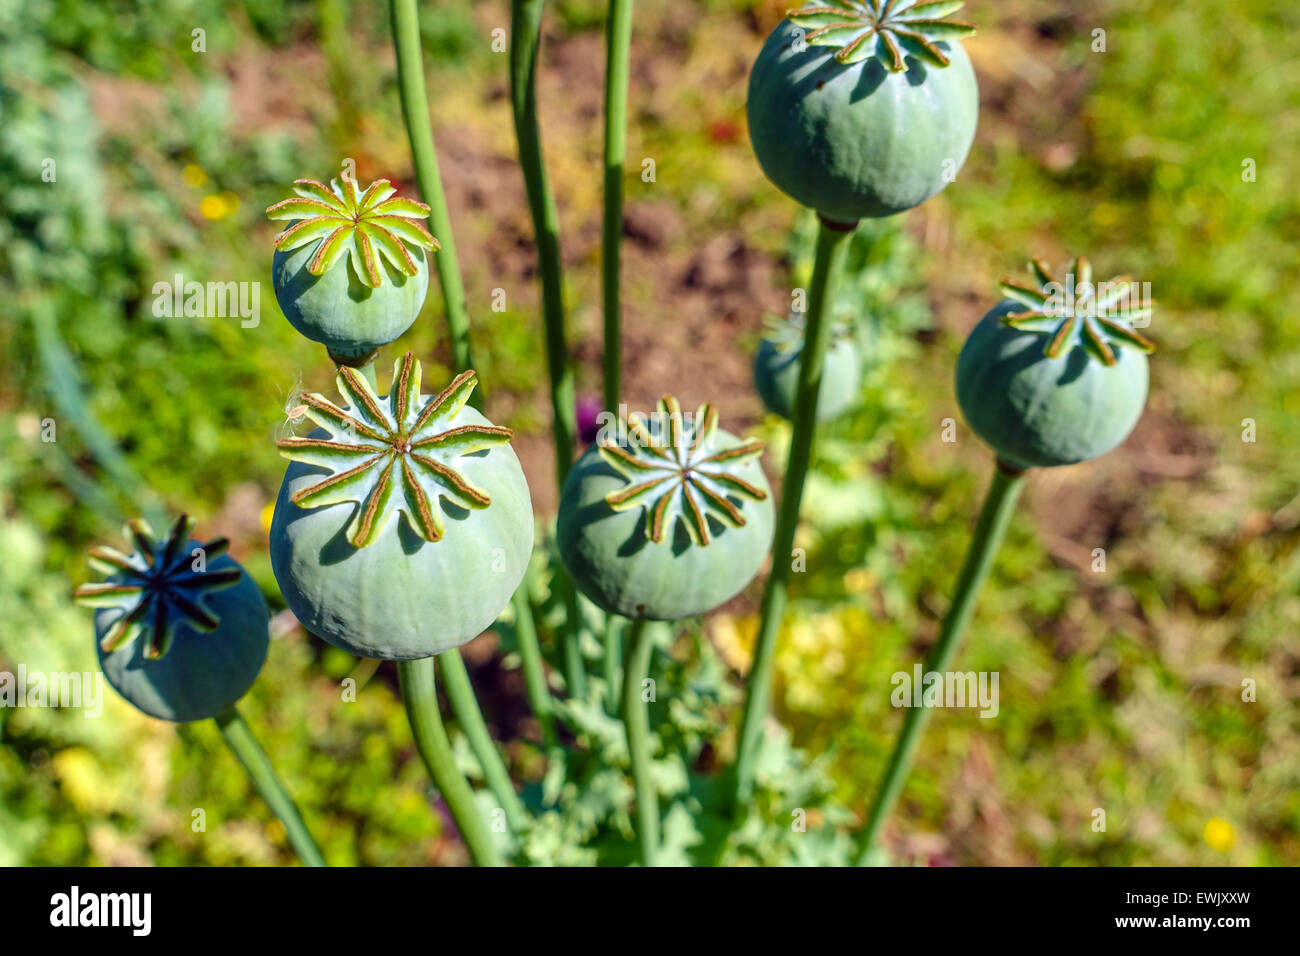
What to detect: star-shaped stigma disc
<box><xmin>787</xmin><ymin>0</ymin><xmax>977</xmax><ymax>71</ymax></box>
<box><xmin>998</xmin><ymin>257</ymin><xmax>1156</xmax><ymax>367</ymax></box>
<box><xmin>599</xmin><ymin>397</ymin><xmax>768</xmax><ymax>546</ymax></box>
<box><xmin>266</xmin><ymin>177</ymin><xmax>439</xmax><ymax>288</ymax></box>
<box><xmin>277</xmin><ymin>352</ymin><xmax>513</xmax><ymax>548</ymax></box>
<box><xmin>73</xmin><ymin>515</ymin><xmax>242</xmax><ymax>659</ymax></box>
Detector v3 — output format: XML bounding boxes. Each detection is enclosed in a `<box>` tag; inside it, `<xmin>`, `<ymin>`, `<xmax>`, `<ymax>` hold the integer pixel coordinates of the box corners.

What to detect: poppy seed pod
<box><xmin>747</xmin><ymin>1</ymin><xmax>979</xmax><ymax>222</ymax></box>
<box><xmin>753</xmin><ymin>312</ymin><xmax>863</xmax><ymax>422</ymax></box>
<box><xmin>270</xmin><ymin>352</ymin><xmax>534</xmax><ymax>660</ymax></box>
<box><xmin>74</xmin><ymin>515</ymin><xmax>269</xmax><ymax>723</ymax></box>
<box><xmin>557</xmin><ymin>397</ymin><xmax>775</xmax><ymax>621</ymax></box>
<box><xmin>266</xmin><ymin>177</ymin><xmax>438</xmax><ymax>364</ymax></box>
<box><xmin>956</xmin><ymin>257</ymin><xmax>1155</xmax><ymax>469</ymax></box>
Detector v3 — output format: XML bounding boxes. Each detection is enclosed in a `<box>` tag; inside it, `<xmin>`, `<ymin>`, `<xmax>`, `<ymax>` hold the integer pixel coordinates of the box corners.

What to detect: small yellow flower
<box><xmin>181</xmin><ymin>164</ymin><xmax>208</xmax><ymax>188</ymax></box>
<box><xmin>260</xmin><ymin>502</ymin><xmax>275</xmax><ymax>534</ymax></box>
<box><xmin>843</xmin><ymin>567</ymin><xmax>873</xmax><ymax>594</ymax></box>
<box><xmin>200</xmin><ymin>194</ymin><xmax>229</xmax><ymax>220</ymax></box>
<box><xmin>1203</xmin><ymin>817</ymin><xmax>1235</xmax><ymax>853</ymax></box>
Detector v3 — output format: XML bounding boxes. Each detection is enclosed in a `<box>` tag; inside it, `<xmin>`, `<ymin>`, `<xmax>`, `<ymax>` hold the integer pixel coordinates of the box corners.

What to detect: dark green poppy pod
<box><xmin>747</xmin><ymin>1</ymin><xmax>979</xmax><ymax>223</ymax></box>
<box><xmin>266</xmin><ymin>177</ymin><xmax>438</xmax><ymax>365</ymax></box>
<box><xmin>753</xmin><ymin>312</ymin><xmax>863</xmax><ymax>422</ymax></box>
<box><xmin>956</xmin><ymin>257</ymin><xmax>1156</xmax><ymax>470</ymax></box>
<box><xmin>74</xmin><ymin>515</ymin><xmax>269</xmax><ymax>723</ymax></box>
<box><xmin>557</xmin><ymin>397</ymin><xmax>775</xmax><ymax>621</ymax></box>
<box><xmin>270</xmin><ymin>352</ymin><xmax>534</xmax><ymax>660</ymax></box>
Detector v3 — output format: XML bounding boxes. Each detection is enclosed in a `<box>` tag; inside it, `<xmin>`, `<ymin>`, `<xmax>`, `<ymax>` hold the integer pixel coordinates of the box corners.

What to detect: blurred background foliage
<box><xmin>1</xmin><ymin>0</ymin><xmax>1296</xmax><ymax>865</ymax></box>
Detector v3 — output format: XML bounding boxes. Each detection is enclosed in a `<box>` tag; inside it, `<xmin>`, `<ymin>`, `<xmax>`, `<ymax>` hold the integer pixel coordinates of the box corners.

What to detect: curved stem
<box><xmin>732</xmin><ymin>216</ymin><xmax>856</xmax><ymax>807</ymax></box>
<box><xmin>510</xmin><ymin>0</ymin><xmax>575</xmax><ymax>486</ymax></box>
<box><xmin>621</xmin><ymin>618</ymin><xmax>658</xmax><ymax>865</ymax></box>
<box><xmin>437</xmin><ymin>650</ymin><xmax>529</xmax><ymax>834</ymax></box>
<box><xmin>397</xmin><ymin>657</ymin><xmax>503</xmax><ymax>866</ymax></box>
<box><xmin>214</xmin><ymin>705</ymin><xmax>326</xmax><ymax>867</ymax></box>
<box><xmin>389</xmin><ymin>0</ymin><xmax>476</xmax><ymax>381</ymax></box>
<box><xmin>855</xmin><ymin>463</ymin><xmax>1026</xmax><ymax>864</ymax></box>
<box><xmin>601</xmin><ymin>0</ymin><xmax>634</xmax><ymax>413</ymax></box>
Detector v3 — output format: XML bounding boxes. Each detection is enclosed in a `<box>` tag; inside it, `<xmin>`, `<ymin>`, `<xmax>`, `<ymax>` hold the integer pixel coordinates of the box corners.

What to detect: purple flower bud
<box><xmin>576</xmin><ymin>394</ymin><xmax>603</xmax><ymax>445</ymax></box>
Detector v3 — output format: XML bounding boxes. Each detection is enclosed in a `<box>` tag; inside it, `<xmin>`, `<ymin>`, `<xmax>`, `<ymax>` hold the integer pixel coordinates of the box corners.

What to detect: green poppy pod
<box><xmin>557</xmin><ymin>397</ymin><xmax>775</xmax><ymax>621</ymax></box>
<box><xmin>753</xmin><ymin>313</ymin><xmax>863</xmax><ymax>422</ymax></box>
<box><xmin>74</xmin><ymin>515</ymin><xmax>269</xmax><ymax>723</ymax></box>
<box><xmin>270</xmin><ymin>353</ymin><xmax>534</xmax><ymax>660</ymax></box>
<box><xmin>747</xmin><ymin>2</ymin><xmax>979</xmax><ymax>223</ymax></box>
<box><xmin>266</xmin><ymin>177</ymin><xmax>438</xmax><ymax>364</ymax></box>
<box><xmin>956</xmin><ymin>257</ymin><xmax>1156</xmax><ymax>469</ymax></box>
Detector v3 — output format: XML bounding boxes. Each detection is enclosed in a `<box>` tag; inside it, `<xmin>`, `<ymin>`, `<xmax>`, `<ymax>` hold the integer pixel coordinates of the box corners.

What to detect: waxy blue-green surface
<box><xmin>747</xmin><ymin>18</ymin><xmax>978</xmax><ymax>222</ymax></box>
<box><xmin>754</xmin><ymin>329</ymin><xmax>863</xmax><ymax>422</ymax></box>
<box><xmin>270</xmin><ymin>408</ymin><xmax>534</xmax><ymax>660</ymax></box>
<box><xmin>557</xmin><ymin>436</ymin><xmax>775</xmax><ymax>621</ymax></box>
<box><xmin>271</xmin><ymin>238</ymin><xmax>429</xmax><ymax>359</ymax></box>
<box><xmin>956</xmin><ymin>300</ymin><xmax>1149</xmax><ymax>469</ymax></box>
<box><xmin>96</xmin><ymin>549</ymin><xmax>269</xmax><ymax>723</ymax></box>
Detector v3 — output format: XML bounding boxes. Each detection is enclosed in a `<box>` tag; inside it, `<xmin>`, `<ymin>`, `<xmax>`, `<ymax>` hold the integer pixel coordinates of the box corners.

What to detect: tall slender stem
<box><xmin>510</xmin><ymin>0</ymin><xmax>575</xmax><ymax>486</ymax></box>
<box><xmin>437</xmin><ymin>650</ymin><xmax>529</xmax><ymax>834</ymax></box>
<box><xmin>732</xmin><ymin>216</ymin><xmax>856</xmax><ymax>807</ymax></box>
<box><xmin>397</xmin><ymin>657</ymin><xmax>503</xmax><ymax>867</ymax></box>
<box><xmin>511</xmin><ymin>587</ymin><xmax>558</xmax><ymax>748</ymax></box>
<box><xmin>214</xmin><ymin>706</ymin><xmax>326</xmax><ymax>867</ymax></box>
<box><xmin>855</xmin><ymin>463</ymin><xmax>1026</xmax><ymax>863</ymax></box>
<box><xmin>389</xmin><ymin>0</ymin><xmax>475</xmax><ymax>377</ymax></box>
<box><xmin>601</xmin><ymin>0</ymin><xmax>634</xmax><ymax>413</ymax></box>
<box><xmin>621</xmin><ymin>618</ymin><xmax>658</xmax><ymax>865</ymax></box>
<box><xmin>559</xmin><ymin>587</ymin><xmax>588</xmax><ymax>699</ymax></box>
<box><xmin>602</xmin><ymin>613</ymin><xmax>623</xmax><ymax>715</ymax></box>
<box><xmin>510</xmin><ymin>0</ymin><xmax>585</xmax><ymax>696</ymax></box>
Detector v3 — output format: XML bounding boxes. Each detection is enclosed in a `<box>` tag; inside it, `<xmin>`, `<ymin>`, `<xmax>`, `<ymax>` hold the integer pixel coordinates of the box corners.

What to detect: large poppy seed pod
<box><xmin>956</xmin><ymin>257</ymin><xmax>1156</xmax><ymax>470</ymax></box>
<box><xmin>753</xmin><ymin>312</ymin><xmax>863</xmax><ymax>422</ymax></box>
<box><xmin>270</xmin><ymin>352</ymin><xmax>534</xmax><ymax>660</ymax></box>
<box><xmin>747</xmin><ymin>1</ymin><xmax>979</xmax><ymax>223</ymax></box>
<box><xmin>74</xmin><ymin>515</ymin><xmax>269</xmax><ymax>723</ymax></box>
<box><xmin>557</xmin><ymin>397</ymin><xmax>775</xmax><ymax>621</ymax></box>
<box><xmin>266</xmin><ymin>177</ymin><xmax>438</xmax><ymax>364</ymax></box>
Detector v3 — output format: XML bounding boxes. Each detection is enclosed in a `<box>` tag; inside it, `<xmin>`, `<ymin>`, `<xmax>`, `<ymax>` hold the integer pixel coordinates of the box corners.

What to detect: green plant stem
<box><xmin>855</xmin><ymin>463</ymin><xmax>1026</xmax><ymax>864</ymax></box>
<box><xmin>510</xmin><ymin>0</ymin><xmax>585</xmax><ymax>697</ymax></box>
<box><xmin>389</xmin><ymin>0</ymin><xmax>475</xmax><ymax>379</ymax></box>
<box><xmin>601</xmin><ymin>0</ymin><xmax>634</xmax><ymax>413</ymax></box>
<box><xmin>512</xmin><ymin>587</ymin><xmax>558</xmax><ymax>748</ymax></box>
<box><xmin>732</xmin><ymin>216</ymin><xmax>856</xmax><ymax>807</ymax></box>
<box><xmin>603</xmin><ymin>613</ymin><xmax>623</xmax><ymax>715</ymax></box>
<box><xmin>621</xmin><ymin>618</ymin><xmax>658</xmax><ymax>865</ymax></box>
<box><xmin>356</xmin><ymin>361</ymin><xmax>379</xmax><ymax>391</ymax></box>
<box><xmin>437</xmin><ymin>650</ymin><xmax>529</xmax><ymax>834</ymax></box>
<box><xmin>560</xmin><ymin>587</ymin><xmax>588</xmax><ymax>699</ymax></box>
<box><xmin>214</xmin><ymin>706</ymin><xmax>326</xmax><ymax>867</ymax></box>
<box><xmin>397</xmin><ymin>657</ymin><xmax>503</xmax><ymax>867</ymax></box>
<box><xmin>510</xmin><ymin>0</ymin><xmax>575</xmax><ymax>485</ymax></box>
